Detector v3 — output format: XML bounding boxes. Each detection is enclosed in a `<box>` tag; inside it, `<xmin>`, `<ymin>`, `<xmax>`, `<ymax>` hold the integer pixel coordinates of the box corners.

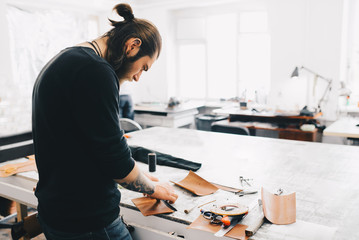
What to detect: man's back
<box><xmin>32</xmin><ymin>47</ymin><xmax>134</xmax><ymax>233</ymax></box>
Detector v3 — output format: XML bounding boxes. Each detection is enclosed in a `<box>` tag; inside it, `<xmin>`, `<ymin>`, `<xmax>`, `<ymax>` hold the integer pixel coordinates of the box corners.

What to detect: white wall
<box><xmin>0</xmin><ymin>0</ymin><xmax>13</xmax><ymax>85</ymax></box>
<box><xmin>267</xmin><ymin>0</ymin><xmax>344</xmax><ymax>120</ymax></box>
<box><xmin>132</xmin><ymin>0</ymin><xmax>345</xmax><ymax>120</ymax></box>
<box><xmin>0</xmin><ymin>0</ymin><xmax>346</xmax><ymax>121</ymax></box>
<box><xmin>129</xmin><ymin>7</ymin><xmax>174</xmax><ymax>103</ymax></box>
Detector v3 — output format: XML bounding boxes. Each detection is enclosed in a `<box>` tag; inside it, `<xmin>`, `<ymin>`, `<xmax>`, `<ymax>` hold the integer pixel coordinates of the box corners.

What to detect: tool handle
<box><xmin>221</xmin><ymin>213</ymin><xmax>248</xmax><ymax>227</ymax></box>
<box><xmin>184</xmin><ymin>205</ymin><xmax>196</xmax><ymax>214</ymax></box>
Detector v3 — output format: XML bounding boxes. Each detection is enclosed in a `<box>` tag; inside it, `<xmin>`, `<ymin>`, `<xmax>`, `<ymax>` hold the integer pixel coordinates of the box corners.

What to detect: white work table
<box><xmin>134</xmin><ymin>102</ymin><xmax>203</xmax><ymax>128</ymax></box>
<box><xmin>121</xmin><ymin>127</ymin><xmax>359</xmax><ymax>240</ymax></box>
<box><xmin>323</xmin><ymin>117</ymin><xmax>359</xmax><ymax>138</ymax></box>
<box><xmin>1</xmin><ymin>127</ymin><xmax>359</xmax><ymax>239</ymax></box>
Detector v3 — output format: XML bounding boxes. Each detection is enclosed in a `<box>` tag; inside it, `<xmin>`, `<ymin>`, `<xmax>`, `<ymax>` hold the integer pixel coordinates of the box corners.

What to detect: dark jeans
<box><xmin>38</xmin><ymin>215</ymin><xmax>132</xmax><ymax>240</ymax></box>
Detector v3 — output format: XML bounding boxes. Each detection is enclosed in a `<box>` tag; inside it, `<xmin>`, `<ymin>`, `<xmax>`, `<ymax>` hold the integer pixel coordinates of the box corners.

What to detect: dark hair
<box><xmin>103</xmin><ymin>3</ymin><xmax>162</xmax><ymax>75</ymax></box>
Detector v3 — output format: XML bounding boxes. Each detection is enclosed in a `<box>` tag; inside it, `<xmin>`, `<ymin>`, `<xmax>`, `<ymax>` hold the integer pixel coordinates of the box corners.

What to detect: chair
<box><xmin>0</xmin><ymin>212</ymin><xmax>42</xmax><ymax>240</ymax></box>
<box><xmin>211</xmin><ymin>120</ymin><xmax>250</xmax><ymax>136</ymax></box>
<box><xmin>119</xmin><ymin>118</ymin><xmax>142</xmax><ymax>133</ymax></box>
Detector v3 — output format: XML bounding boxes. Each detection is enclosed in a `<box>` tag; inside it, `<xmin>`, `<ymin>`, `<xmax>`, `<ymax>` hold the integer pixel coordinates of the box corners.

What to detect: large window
<box><xmin>176</xmin><ymin>11</ymin><xmax>270</xmax><ymax>101</ymax></box>
<box><xmin>6</xmin><ymin>5</ymin><xmax>98</xmax><ymax>89</ymax></box>
<box><xmin>178</xmin><ymin>44</ymin><xmax>206</xmax><ymax>98</ymax></box>
<box><xmin>346</xmin><ymin>0</ymin><xmax>359</xmax><ymax>104</ymax></box>
<box><xmin>1</xmin><ymin>5</ymin><xmax>98</xmax><ymax>135</ymax></box>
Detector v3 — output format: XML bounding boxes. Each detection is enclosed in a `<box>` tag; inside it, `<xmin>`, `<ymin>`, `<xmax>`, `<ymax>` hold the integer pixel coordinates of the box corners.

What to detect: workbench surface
<box><xmin>122</xmin><ymin>127</ymin><xmax>359</xmax><ymax>240</ymax></box>
<box><xmin>1</xmin><ymin>127</ymin><xmax>359</xmax><ymax>239</ymax></box>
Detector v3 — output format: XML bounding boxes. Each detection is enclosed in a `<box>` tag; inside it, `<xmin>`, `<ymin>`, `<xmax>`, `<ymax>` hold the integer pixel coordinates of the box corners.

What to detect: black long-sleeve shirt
<box><xmin>32</xmin><ymin>47</ymin><xmax>135</xmax><ymax>233</ymax></box>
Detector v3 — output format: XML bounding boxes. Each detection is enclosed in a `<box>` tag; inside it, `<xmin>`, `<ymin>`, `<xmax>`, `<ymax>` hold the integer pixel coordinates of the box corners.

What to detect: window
<box><xmin>178</xmin><ymin>44</ymin><xmax>206</xmax><ymax>99</ymax></box>
<box><xmin>1</xmin><ymin>5</ymin><xmax>99</xmax><ymax>135</ymax></box>
<box><xmin>207</xmin><ymin>14</ymin><xmax>237</xmax><ymax>99</ymax></box>
<box><xmin>238</xmin><ymin>12</ymin><xmax>270</xmax><ymax>102</ymax></box>
<box><xmin>176</xmin><ymin>10</ymin><xmax>270</xmax><ymax>101</ymax></box>
<box><xmin>6</xmin><ymin>5</ymin><xmax>98</xmax><ymax>88</ymax></box>
<box><xmin>346</xmin><ymin>0</ymin><xmax>359</xmax><ymax>104</ymax></box>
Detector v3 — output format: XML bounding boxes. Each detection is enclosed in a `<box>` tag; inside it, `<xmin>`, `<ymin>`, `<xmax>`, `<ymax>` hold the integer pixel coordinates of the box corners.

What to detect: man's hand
<box><xmin>116</xmin><ymin>163</ymin><xmax>178</xmax><ymax>203</ymax></box>
<box><xmin>150</xmin><ymin>182</ymin><xmax>178</xmax><ymax>204</ymax></box>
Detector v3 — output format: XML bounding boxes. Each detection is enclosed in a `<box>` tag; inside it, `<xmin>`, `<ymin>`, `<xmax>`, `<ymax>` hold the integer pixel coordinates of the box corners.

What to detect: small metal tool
<box><xmin>239</xmin><ymin>176</ymin><xmax>253</xmax><ymax>187</ymax></box>
<box><xmin>162</xmin><ymin>200</ymin><xmax>177</xmax><ymax>211</ymax></box>
<box><xmin>275</xmin><ymin>188</ymin><xmax>283</xmax><ymax>196</ymax></box>
<box><xmin>236</xmin><ymin>188</ymin><xmax>258</xmax><ymax>197</ymax></box>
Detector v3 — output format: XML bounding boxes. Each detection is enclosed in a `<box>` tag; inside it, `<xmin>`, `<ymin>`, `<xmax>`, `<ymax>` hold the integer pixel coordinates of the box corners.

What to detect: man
<box><xmin>32</xmin><ymin>3</ymin><xmax>177</xmax><ymax>240</ymax></box>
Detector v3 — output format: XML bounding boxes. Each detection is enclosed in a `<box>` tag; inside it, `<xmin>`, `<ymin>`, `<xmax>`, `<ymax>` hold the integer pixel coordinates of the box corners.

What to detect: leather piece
<box><xmin>261</xmin><ymin>187</ymin><xmax>296</xmax><ymax>225</ymax></box>
<box><xmin>132</xmin><ymin>197</ymin><xmax>175</xmax><ymax>216</ymax></box>
<box><xmin>187</xmin><ymin>215</ymin><xmax>249</xmax><ymax>240</ymax></box>
<box><xmin>172</xmin><ymin>170</ymin><xmax>218</xmax><ymax>196</ymax></box>
<box><xmin>0</xmin><ymin>159</ymin><xmax>37</xmax><ymax>177</ymax></box>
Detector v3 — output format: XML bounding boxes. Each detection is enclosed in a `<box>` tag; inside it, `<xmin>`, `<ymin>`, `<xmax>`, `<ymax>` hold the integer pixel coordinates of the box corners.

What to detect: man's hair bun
<box><xmin>114</xmin><ymin>3</ymin><xmax>134</xmax><ymax>21</ymax></box>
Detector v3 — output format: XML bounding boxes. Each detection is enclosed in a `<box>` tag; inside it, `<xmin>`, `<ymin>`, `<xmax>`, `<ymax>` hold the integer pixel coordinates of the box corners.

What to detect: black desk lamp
<box><xmin>291</xmin><ymin>66</ymin><xmax>332</xmax><ymax>113</ymax></box>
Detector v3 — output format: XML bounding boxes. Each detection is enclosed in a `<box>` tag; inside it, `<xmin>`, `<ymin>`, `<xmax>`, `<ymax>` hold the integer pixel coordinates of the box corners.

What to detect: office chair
<box><xmin>0</xmin><ymin>212</ymin><xmax>42</xmax><ymax>240</ymax></box>
<box><xmin>211</xmin><ymin>120</ymin><xmax>250</xmax><ymax>136</ymax></box>
<box><xmin>119</xmin><ymin>118</ymin><xmax>143</xmax><ymax>133</ymax></box>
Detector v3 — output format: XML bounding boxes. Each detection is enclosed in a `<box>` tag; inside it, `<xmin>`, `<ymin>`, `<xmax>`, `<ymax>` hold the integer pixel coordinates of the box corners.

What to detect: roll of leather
<box><xmin>130</xmin><ymin>146</ymin><xmax>201</xmax><ymax>171</ymax></box>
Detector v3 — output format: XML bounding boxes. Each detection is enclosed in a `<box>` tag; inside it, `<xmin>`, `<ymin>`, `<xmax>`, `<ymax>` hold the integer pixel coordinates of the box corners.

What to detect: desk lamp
<box><xmin>291</xmin><ymin>66</ymin><xmax>332</xmax><ymax>113</ymax></box>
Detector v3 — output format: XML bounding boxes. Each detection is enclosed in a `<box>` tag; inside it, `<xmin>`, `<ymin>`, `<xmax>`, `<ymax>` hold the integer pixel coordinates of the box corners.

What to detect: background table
<box><xmin>213</xmin><ymin>107</ymin><xmax>321</xmax><ymax>141</ymax></box>
<box><xmin>134</xmin><ymin>102</ymin><xmax>203</xmax><ymax>128</ymax></box>
<box><xmin>323</xmin><ymin>117</ymin><xmax>359</xmax><ymax>138</ymax></box>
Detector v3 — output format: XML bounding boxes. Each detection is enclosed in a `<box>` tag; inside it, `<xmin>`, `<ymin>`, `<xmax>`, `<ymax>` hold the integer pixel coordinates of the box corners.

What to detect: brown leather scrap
<box><xmin>187</xmin><ymin>214</ymin><xmax>248</xmax><ymax>240</ymax></box>
<box><xmin>172</xmin><ymin>171</ymin><xmax>218</xmax><ymax>196</ymax></box>
<box><xmin>261</xmin><ymin>187</ymin><xmax>296</xmax><ymax>225</ymax></box>
<box><xmin>132</xmin><ymin>197</ymin><xmax>175</xmax><ymax>216</ymax></box>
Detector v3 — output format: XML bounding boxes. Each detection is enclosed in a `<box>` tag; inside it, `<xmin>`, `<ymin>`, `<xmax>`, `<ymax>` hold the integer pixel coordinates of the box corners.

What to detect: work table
<box><xmin>1</xmin><ymin>127</ymin><xmax>359</xmax><ymax>239</ymax></box>
<box><xmin>122</xmin><ymin>127</ymin><xmax>359</xmax><ymax>239</ymax></box>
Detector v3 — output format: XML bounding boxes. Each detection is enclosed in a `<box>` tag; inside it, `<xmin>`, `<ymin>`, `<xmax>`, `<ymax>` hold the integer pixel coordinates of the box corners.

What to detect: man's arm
<box><xmin>115</xmin><ymin>162</ymin><xmax>178</xmax><ymax>203</ymax></box>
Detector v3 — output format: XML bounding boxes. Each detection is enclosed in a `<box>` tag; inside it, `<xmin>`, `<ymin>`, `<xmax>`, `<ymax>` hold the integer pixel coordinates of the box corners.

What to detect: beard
<box><xmin>116</xmin><ymin>52</ymin><xmax>141</xmax><ymax>81</ymax></box>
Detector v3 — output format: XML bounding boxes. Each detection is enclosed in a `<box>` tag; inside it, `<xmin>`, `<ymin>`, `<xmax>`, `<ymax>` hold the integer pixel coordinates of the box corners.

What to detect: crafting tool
<box><xmin>184</xmin><ymin>200</ymin><xmax>216</xmax><ymax>214</ymax></box>
<box><xmin>214</xmin><ymin>215</ymin><xmax>244</xmax><ymax>237</ymax></box>
<box><xmin>209</xmin><ymin>203</ymin><xmax>248</xmax><ymax>236</ymax></box>
<box><xmin>210</xmin><ymin>204</ymin><xmax>248</xmax><ymax>217</ymax></box>
<box><xmin>221</xmin><ymin>214</ymin><xmax>247</xmax><ymax>227</ymax></box>
<box><xmin>239</xmin><ymin>176</ymin><xmax>253</xmax><ymax>187</ymax></box>
<box><xmin>236</xmin><ymin>188</ymin><xmax>258</xmax><ymax>197</ymax></box>
<box><xmin>275</xmin><ymin>188</ymin><xmax>283</xmax><ymax>195</ymax></box>
<box><xmin>162</xmin><ymin>200</ymin><xmax>177</xmax><ymax>212</ymax></box>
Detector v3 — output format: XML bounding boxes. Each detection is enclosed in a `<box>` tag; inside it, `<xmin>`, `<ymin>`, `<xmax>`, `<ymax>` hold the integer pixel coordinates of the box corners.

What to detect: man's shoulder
<box><xmin>60</xmin><ymin>47</ymin><xmax>117</xmax><ymax>81</ymax></box>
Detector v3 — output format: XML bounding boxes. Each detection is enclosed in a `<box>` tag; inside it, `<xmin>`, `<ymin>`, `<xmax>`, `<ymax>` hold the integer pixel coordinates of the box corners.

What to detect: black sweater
<box><xmin>32</xmin><ymin>47</ymin><xmax>135</xmax><ymax>233</ymax></box>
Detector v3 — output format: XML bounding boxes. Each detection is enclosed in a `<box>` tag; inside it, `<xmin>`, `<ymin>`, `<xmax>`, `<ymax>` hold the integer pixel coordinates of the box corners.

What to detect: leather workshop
<box><xmin>1</xmin><ymin>0</ymin><xmax>359</xmax><ymax>240</ymax></box>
